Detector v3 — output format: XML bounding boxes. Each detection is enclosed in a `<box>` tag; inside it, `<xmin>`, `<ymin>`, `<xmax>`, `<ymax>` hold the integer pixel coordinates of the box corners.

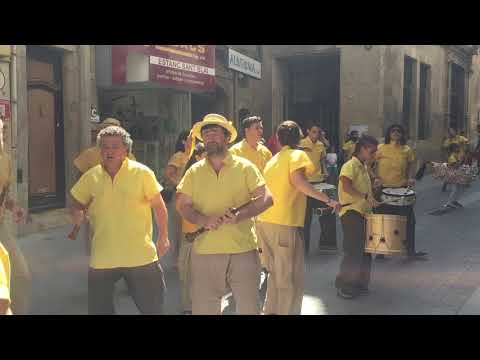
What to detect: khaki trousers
<box><xmin>191</xmin><ymin>249</ymin><xmax>261</xmax><ymax>315</ymax></box>
<box><xmin>177</xmin><ymin>233</ymin><xmax>193</xmax><ymax>312</ymax></box>
<box><xmin>0</xmin><ymin>219</ymin><xmax>31</xmax><ymax>315</ymax></box>
<box><xmin>256</xmin><ymin>222</ymin><xmax>305</xmax><ymax>315</ymax></box>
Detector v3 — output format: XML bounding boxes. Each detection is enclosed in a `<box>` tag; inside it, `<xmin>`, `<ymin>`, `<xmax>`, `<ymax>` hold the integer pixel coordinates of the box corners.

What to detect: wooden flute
<box><xmin>185</xmin><ymin>196</ymin><xmax>262</xmax><ymax>243</ymax></box>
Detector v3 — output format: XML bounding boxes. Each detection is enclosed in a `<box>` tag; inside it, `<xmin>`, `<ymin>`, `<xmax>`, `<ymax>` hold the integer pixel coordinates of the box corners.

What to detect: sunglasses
<box><xmin>390</xmin><ymin>128</ymin><xmax>403</xmax><ymax>134</ymax></box>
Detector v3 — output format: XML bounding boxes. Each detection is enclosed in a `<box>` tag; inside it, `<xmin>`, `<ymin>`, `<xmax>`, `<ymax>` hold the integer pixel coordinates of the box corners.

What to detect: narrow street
<box><xmin>18</xmin><ymin>173</ymin><xmax>480</xmax><ymax>315</ymax></box>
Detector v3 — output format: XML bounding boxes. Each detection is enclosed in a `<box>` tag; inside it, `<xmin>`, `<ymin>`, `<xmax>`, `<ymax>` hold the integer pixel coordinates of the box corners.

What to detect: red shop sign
<box><xmin>112</xmin><ymin>45</ymin><xmax>216</xmax><ymax>92</ymax></box>
<box><xmin>0</xmin><ymin>99</ymin><xmax>11</xmax><ymax>121</ymax></box>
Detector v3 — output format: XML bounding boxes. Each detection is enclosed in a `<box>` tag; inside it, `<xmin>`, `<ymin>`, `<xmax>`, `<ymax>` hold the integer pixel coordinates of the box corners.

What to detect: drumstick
<box><xmin>314</xmin><ymin>203</ymin><xmax>353</xmax><ymax>216</ymax></box>
<box><xmin>185</xmin><ymin>196</ymin><xmax>261</xmax><ymax>243</ymax></box>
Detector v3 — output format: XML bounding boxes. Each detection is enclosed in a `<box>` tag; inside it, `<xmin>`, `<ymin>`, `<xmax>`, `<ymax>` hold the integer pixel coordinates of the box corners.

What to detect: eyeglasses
<box><xmin>390</xmin><ymin>128</ymin><xmax>402</xmax><ymax>134</ymax></box>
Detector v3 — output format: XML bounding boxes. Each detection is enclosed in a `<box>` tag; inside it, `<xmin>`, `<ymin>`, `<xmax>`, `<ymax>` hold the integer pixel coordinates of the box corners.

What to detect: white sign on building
<box><xmin>228</xmin><ymin>48</ymin><xmax>261</xmax><ymax>80</ymax></box>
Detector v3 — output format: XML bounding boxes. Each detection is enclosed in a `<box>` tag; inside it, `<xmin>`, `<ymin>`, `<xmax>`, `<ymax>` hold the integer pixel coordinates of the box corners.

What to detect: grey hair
<box><xmin>96</xmin><ymin>126</ymin><xmax>133</xmax><ymax>153</ymax></box>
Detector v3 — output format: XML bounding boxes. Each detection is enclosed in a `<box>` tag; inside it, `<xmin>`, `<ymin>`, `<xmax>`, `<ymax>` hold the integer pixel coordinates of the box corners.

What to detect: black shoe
<box><xmin>407</xmin><ymin>251</ymin><xmax>428</xmax><ymax>261</ymax></box>
<box><xmin>356</xmin><ymin>286</ymin><xmax>370</xmax><ymax>295</ymax></box>
<box><xmin>337</xmin><ymin>288</ymin><xmax>356</xmax><ymax>299</ymax></box>
<box><xmin>317</xmin><ymin>246</ymin><xmax>338</xmax><ymax>254</ymax></box>
<box><xmin>376</xmin><ymin>254</ymin><xmax>388</xmax><ymax>261</ymax></box>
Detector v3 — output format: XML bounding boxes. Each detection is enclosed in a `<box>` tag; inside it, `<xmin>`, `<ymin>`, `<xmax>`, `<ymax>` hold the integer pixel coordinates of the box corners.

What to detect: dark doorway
<box><xmin>287</xmin><ymin>52</ymin><xmax>341</xmax><ymax>152</ymax></box>
<box><xmin>449</xmin><ymin>63</ymin><xmax>466</xmax><ymax>131</ymax></box>
<box><xmin>26</xmin><ymin>46</ymin><xmax>65</xmax><ymax>212</ymax></box>
<box><xmin>191</xmin><ymin>92</ymin><xmax>215</xmax><ymax>125</ymax></box>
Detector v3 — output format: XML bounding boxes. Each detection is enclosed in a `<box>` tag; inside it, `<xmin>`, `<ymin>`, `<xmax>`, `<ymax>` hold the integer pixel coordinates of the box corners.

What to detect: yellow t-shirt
<box><xmin>258</xmin><ymin>146</ymin><xmax>316</xmax><ymax>227</ymax></box>
<box><xmin>448</xmin><ymin>153</ymin><xmax>462</xmax><ymax>166</ymax></box>
<box><xmin>299</xmin><ymin>137</ymin><xmax>326</xmax><ymax>183</ymax></box>
<box><xmin>177</xmin><ymin>153</ymin><xmax>265</xmax><ymax>255</ymax></box>
<box><xmin>0</xmin><ymin>243</ymin><xmax>11</xmax><ymax>309</ymax></box>
<box><xmin>338</xmin><ymin>156</ymin><xmax>373</xmax><ymax>217</ymax></box>
<box><xmin>342</xmin><ymin>140</ymin><xmax>357</xmax><ymax>161</ymax></box>
<box><xmin>167</xmin><ymin>151</ymin><xmax>189</xmax><ymax>184</ymax></box>
<box><xmin>73</xmin><ymin>147</ymin><xmax>136</xmax><ymax>174</ymax></box>
<box><xmin>229</xmin><ymin>139</ymin><xmax>273</xmax><ymax>174</ymax></box>
<box><xmin>443</xmin><ymin>135</ymin><xmax>469</xmax><ymax>158</ymax></box>
<box><xmin>70</xmin><ymin>158</ymin><xmax>163</xmax><ymax>269</ymax></box>
<box><xmin>376</xmin><ymin>143</ymin><xmax>415</xmax><ymax>187</ymax></box>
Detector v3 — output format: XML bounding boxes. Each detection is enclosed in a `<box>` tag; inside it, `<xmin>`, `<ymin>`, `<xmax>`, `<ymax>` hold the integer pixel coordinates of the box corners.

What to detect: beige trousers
<box><xmin>0</xmin><ymin>219</ymin><xmax>31</xmax><ymax>315</ymax></box>
<box><xmin>177</xmin><ymin>233</ymin><xmax>193</xmax><ymax>312</ymax></box>
<box><xmin>256</xmin><ymin>222</ymin><xmax>305</xmax><ymax>315</ymax></box>
<box><xmin>191</xmin><ymin>249</ymin><xmax>261</xmax><ymax>315</ymax></box>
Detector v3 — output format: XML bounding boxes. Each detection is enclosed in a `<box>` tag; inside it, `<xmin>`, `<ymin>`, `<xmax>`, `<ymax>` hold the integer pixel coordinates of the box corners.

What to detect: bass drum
<box><xmin>365</xmin><ymin>214</ymin><xmax>407</xmax><ymax>256</ymax></box>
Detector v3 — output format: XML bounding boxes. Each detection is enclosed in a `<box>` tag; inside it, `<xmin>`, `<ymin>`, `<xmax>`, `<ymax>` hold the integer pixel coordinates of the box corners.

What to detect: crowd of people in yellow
<box><xmin>0</xmin><ymin>108</ymin><xmax>477</xmax><ymax>314</ymax></box>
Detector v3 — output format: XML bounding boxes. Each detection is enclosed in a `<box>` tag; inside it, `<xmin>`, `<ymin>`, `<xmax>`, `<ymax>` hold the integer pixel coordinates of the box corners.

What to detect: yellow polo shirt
<box><xmin>338</xmin><ymin>156</ymin><xmax>373</xmax><ymax>217</ymax></box>
<box><xmin>229</xmin><ymin>139</ymin><xmax>273</xmax><ymax>174</ymax></box>
<box><xmin>70</xmin><ymin>158</ymin><xmax>162</xmax><ymax>269</ymax></box>
<box><xmin>443</xmin><ymin>135</ymin><xmax>469</xmax><ymax>158</ymax></box>
<box><xmin>299</xmin><ymin>137</ymin><xmax>326</xmax><ymax>183</ymax></box>
<box><xmin>74</xmin><ymin>147</ymin><xmax>136</xmax><ymax>174</ymax></box>
<box><xmin>0</xmin><ymin>243</ymin><xmax>10</xmax><ymax>308</ymax></box>
<box><xmin>376</xmin><ymin>143</ymin><xmax>415</xmax><ymax>187</ymax></box>
<box><xmin>167</xmin><ymin>151</ymin><xmax>190</xmax><ymax>184</ymax></box>
<box><xmin>342</xmin><ymin>140</ymin><xmax>357</xmax><ymax>161</ymax></box>
<box><xmin>177</xmin><ymin>153</ymin><xmax>265</xmax><ymax>255</ymax></box>
<box><xmin>258</xmin><ymin>146</ymin><xmax>316</xmax><ymax>227</ymax></box>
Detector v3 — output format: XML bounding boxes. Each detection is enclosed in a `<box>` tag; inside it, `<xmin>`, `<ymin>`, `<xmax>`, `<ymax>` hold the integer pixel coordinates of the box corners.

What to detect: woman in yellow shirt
<box><xmin>373</xmin><ymin>124</ymin><xmax>427</xmax><ymax>261</ymax></box>
<box><xmin>335</xmin><ymin>135</ymin><xmax>380</xmax><ymax>300</ymax></box>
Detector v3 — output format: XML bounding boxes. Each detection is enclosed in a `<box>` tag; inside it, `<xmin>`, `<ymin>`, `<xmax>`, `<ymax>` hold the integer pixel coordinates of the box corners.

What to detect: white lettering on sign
<box><xmin>227</xmin><ymin>48</ymin><xmax>261</xmax><ymax>79</ymax></box>
<box><xmin>149</xmin><ymin>56</ymin><xmax>215</xmax><ymax>76</ymax></box>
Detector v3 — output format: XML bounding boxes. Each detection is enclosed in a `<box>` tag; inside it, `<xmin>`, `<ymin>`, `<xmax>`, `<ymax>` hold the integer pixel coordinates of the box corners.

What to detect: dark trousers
<box><xmin>304</xmin><ymin>196</ymin><xmax>337</xmax><ymax>254</ymax></box>
<box><xmin>374</xmin><ymin>203</ymin><xmax>416</xmax><ymax>256</ymax></box>
<box><xmin>335</xmin><ymin>211</ymin><xmax>372</xmax><ymax>291</ymax></box>
<box><xmin>88</xmin><ymin>261</ymin><xmax>166</xmax><ymax>315</ymax></box>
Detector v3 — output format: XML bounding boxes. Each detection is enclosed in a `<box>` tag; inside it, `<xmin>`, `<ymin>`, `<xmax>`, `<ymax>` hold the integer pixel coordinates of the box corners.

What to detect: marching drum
<box><xmin>365</xmin><ymin>214</ymin><xmax>407</xmax><ymax>256</ymax></box>
<box><xmin>313</xmin><ymin>183</ymin><xmax>337</xmax><ymax>199</ymax></box>
<box><xmin>381</xmin><ymin>187</ymin><xmax>416</xmax><ymax>207</ymax></box>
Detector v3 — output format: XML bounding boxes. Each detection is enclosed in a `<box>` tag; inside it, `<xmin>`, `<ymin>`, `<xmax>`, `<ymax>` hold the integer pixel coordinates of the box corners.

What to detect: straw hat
<box><xmin>191</xmin><ymin>114</ymin><xmax>237</xmax><ymax>144</ymax></box>
<box><xmin>96</xmin><ymin>118</ymin><xmax>122</xmax><ymax>130</ymax></box>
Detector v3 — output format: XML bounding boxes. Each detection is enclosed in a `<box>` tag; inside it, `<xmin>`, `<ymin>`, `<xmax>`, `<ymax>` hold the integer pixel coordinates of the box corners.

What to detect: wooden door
<box><xmin>26</xmin><ymin>47</ymin><xmax>65</xmax><ymax>211</ymax></box>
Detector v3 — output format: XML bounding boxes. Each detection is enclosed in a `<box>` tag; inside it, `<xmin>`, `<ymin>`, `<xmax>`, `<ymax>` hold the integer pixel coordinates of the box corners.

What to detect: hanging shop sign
<box><xmin>112</xmin><ymin>45</ymin><xmax>216</xmax><ymax>92</ymax></box>
<box><xmin>227</xmin><ymin>48</ymin><xmax>261</xmax><ymax>79</ymax></box>
<box><xmin>0</xmin><ymin>99</ymin><xmax>11</xmax><ymax>121</ymax></box>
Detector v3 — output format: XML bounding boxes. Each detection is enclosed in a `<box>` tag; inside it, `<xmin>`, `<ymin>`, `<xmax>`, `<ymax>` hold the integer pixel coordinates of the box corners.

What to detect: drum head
<box><xmin>313</xmin><ymin>183</ymin><xmax>336</xmax><ymax>192</ymax></box>
<box><xmin>382</xmin><ymin>187</ymin><xmax>415</xmax><ymax>196</ymax></box>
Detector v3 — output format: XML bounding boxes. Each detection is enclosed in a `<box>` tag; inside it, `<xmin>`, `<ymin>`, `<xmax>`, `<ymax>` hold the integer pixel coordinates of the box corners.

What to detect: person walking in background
<box><xmin>70</xmin><ymin>126</ymin><xmax>169</xmax><ymax>314</ymax></box>
<box><xmin>342</xmin><ymin>130</ymin><xmax>359</xmax><ymax>163</ymax></box>
<box><xmin>442</xmin><ymin>124</ymin><xmax>469</xmax><ymax>192</ymax></box>
<box><xmin>443</xmin><ymin>143</ymin><xmax>468</xmax><ymax>209</ymax></box>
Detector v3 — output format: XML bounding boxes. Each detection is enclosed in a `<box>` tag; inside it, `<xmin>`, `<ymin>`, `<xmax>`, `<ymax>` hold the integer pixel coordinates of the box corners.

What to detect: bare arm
<box><xmin>150</xmin><ymin>193</ymin><xmax>170</xmax><ymax>258</ymax></box>
<box><xmin>176</xmin><ymin>193</ymin><xmax>224</xmax><ymax>230</ymax></box>
<box><xmin>290</xmin><ymin>168</ymin><xmax>339</xmax><ymax>208</ymax></box>
<box><xmin>0</xmin><ymin>299</ymin><xmax>11</xmax><ymax>315</ymax></box>
<box><xmin>223</xmin><ymin>185</ymin><xmax>273</xmax><ymax>224</ymax></box>
<box><xmin>69</xmin><ymin>197</ymin><xmax>88</xmax><ymax>226</ymax></box>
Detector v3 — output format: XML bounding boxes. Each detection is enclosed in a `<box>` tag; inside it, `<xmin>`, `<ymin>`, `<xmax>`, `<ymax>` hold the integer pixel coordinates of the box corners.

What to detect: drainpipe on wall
<box><xmin>10</xmin><ymin>45</ymin><xmax>17</xmax><ymax>149</ymax></box>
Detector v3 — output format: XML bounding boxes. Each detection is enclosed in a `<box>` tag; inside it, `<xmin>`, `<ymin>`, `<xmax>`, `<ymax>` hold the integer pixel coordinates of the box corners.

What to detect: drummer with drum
<box><xmin>300</xmin><ymin>122</ymin><xmax>338</xmax><ymax>255</ymax></box>
<box><xmin>373</xmin><ymin>124</ymin><xmax>428</xmax><ymax>261</ymax></box>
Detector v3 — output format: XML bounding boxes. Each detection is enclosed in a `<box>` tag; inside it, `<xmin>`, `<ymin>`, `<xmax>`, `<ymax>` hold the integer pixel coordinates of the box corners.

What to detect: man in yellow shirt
<box><xmin>335</xmin><ymin>135</ymin><xmax>380</xmax><ymax>299</ymax></box>
<box><xmin>442</xmin><ymin>124</ymin><xmax>470</xmax><ymax>192</ymax></box>
<box><xmin>229</xmin><ymin>115</ymin><xmax>273</xmax><ymax>309</ymax></box>
<box><xmin>176</xmin><ymin>114</ymin><xmax>273</xmax><ymax>315</ymax></box>
<box><xmin>70</xmin><ymin>126</ymin><xmax>169</xmax><ymax>314</ymax></box>
<box><xmin>73</xmin><ymin>118</ymin><xmax>136</xmax><ymax>256</ymax></box>
<box><xmin>0</xmin><ymin>117</ymin><xmax>30</xmax><ymax>315</ymax></box>
<box><xmin>257</xmin><ymin>121</ymin><xmax>340</xmax><ymax>315</ymax></box>
<box><xmin>443</xmin><ymin>143</ymin><xmax>467</xmax><ymax>209</ymax></box>
<box><xmin>0</xmin><ymin>243</ymin><xmax>13</xmax><ymax>315</ymax></box>
<box><xmin>230</xmin><ymin>116</ymin><xmax>273</xmax><ymax>174</ymax></box>
<box><xmin>299</xmin><ymin>122</ymin><xmax>337</xmax><ymax>255</ymax></box>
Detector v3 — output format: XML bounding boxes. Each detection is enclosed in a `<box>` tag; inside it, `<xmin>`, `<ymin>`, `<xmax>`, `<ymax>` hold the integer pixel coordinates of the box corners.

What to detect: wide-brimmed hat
<box><xmin>191</xmin><ymin>114</ymin><xmax>237</xmax><ymax>144</ymax></box>
<box><xmin>96</xmin><ymin>118</ymin><xmax>122</xmax><ymax>130</ymax></box>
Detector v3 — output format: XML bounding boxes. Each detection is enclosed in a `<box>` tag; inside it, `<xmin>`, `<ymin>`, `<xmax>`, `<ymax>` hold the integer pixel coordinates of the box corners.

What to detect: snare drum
<box><xmin>312</xmin><ymin>183</ymin><xmax>337</xmax><ymax>198</ymax></box>
<box><xmin>365</xmin><ymin>214</ymin><xmax>407</xmax><ymax>256</ymax></box>
<box><xmin>381</xmin><ymin>187</ymin><xmax>416</xmax><ymax>207</ymax></box>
